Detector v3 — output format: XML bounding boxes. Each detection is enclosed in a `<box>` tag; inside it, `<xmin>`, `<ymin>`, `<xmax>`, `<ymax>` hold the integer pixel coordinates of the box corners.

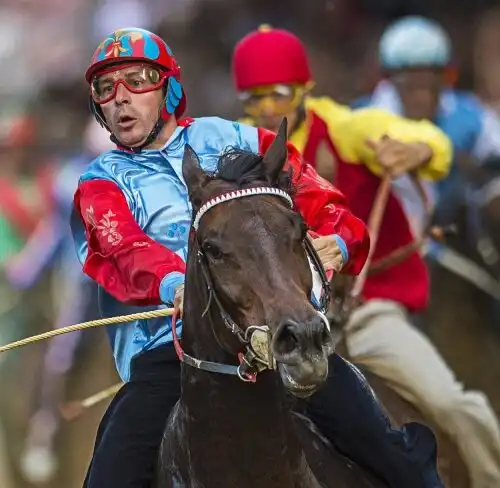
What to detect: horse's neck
<box><xmin>176</xmin><ymin>261</ymin><xmax>317</xmax><ymax>487</ymax></box>
<box><xmin>179</xmin><ymin>367</ymin><xmax>309</xmax><ymax>488</ymax></box>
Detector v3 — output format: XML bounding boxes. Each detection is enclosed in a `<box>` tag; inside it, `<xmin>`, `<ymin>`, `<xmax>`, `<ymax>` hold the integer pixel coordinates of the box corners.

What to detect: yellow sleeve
<box><xmin>340</xmin><ymin>108</ymin><xmax>453</xmax><ymax>181</ymax></box>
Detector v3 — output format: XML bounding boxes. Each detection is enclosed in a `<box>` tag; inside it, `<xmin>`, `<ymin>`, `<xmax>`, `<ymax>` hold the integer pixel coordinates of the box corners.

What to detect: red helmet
<box><xmin>86</xmin><ymin>27</ymin><xmax>186</xmax><ymax>119</ymax></box>
<box><xmin>231</xmin><ymin>25</ymin><xmax>313</xmax><ymax>91</ymax></box>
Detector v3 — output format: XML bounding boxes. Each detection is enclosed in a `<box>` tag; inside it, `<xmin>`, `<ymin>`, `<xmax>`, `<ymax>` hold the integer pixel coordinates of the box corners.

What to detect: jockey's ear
<box><xmin>182</xmin><ymin>145</ymin><xmax>210</xmax><ymax>208</ymax></box>
<box><xmin>263</xmin><ymin>117</ymin><xmax>288</xmax><ymax>184</ymax></box>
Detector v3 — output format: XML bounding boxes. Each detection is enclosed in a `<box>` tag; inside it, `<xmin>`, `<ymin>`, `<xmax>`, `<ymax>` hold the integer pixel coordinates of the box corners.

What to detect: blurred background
<box><xmin>1</xmin><ymin>0</ymin><xmax>500</xmax><ymax>487</ymax></box>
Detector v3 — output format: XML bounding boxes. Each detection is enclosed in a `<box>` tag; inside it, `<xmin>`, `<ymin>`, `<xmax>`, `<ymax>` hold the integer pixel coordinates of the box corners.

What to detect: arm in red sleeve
<box><xmin>73</xmin><ymin>179</ymin><xmax>186</xmax><ymax>306</ymax></box>
<box><xmin>257</xmin><ymin>127</ymin><xmax>370</xmax><ymax>274</ymax></box>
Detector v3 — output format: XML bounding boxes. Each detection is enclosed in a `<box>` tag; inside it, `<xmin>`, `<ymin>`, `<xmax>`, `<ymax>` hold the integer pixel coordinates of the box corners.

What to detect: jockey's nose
<box><xmin>260</xmin><ymin>103</ymin><xmax>276</xmax><ymax>118</ymax></box>
<box><xmin>256</xmin><ymin>97</ymin><xmax>277</xmax><ymax>117</ymax></box>
<box><xmin>115</xmin><ymin>82</ymin><xmax>131</xmax><ymax>105</ymax></box>
<box><xmin>271</xmin><ymin>314</ymin><xmax>332</xmax><ymax>363</ymax></box>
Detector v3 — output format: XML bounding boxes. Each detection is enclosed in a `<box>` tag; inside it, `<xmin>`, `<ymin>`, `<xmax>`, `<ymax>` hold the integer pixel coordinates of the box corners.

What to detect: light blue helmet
<box><xmin>379</xmin><ymin>16</ymin><xmax>451</xmax><ymax>70</ymax></box>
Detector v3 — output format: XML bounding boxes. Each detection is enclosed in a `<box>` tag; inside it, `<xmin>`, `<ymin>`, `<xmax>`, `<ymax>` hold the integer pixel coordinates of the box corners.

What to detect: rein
<box><xmin>171</xmin><ymin>186</ymin><xmax>332</xmax><ymax>383</ymax></box>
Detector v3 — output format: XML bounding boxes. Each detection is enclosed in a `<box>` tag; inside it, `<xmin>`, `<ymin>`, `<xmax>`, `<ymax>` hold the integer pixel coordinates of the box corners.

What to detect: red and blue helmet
<box><xmin>85</xmin><ymin>27</ymin><xmax>186</xmax><ymax>124</ymax></box>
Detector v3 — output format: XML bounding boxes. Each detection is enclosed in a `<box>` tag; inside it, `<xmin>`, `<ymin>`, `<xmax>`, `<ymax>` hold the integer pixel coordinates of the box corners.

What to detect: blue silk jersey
<box><xmin>71</xmin><ymin>117</ymin><xmax>259</xmax><ymax>381</ymax></box>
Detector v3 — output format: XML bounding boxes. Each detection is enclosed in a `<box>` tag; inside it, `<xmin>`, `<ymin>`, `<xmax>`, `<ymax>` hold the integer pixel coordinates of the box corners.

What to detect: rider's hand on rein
<box><xmin>310</xmin><ymin>235</ymin><xmax>344</xmax><ymax>273</ymax></box>
<box><xmin>366</xmin><ymin>136</ymin><xmax>432</xmax><ymax>178</ymax></box>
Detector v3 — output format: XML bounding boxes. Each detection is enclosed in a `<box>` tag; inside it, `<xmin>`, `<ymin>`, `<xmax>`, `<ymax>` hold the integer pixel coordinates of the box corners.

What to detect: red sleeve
<box><xmin>73</xmin><ymin>179</ymin><xmax>186</xmax><ymax>306</ymax></box>
<box><xmin>257</xmin><ymin>127</ymin><xmax>370</xmax><ymax>274</ymax></box>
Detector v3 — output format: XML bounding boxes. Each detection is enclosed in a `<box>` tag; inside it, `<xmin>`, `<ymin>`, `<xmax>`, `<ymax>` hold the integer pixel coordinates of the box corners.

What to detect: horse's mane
<box><xmin>213</xmin><ymin>147</ymin><xmax>295</xmax><ymax>195</ymax></box>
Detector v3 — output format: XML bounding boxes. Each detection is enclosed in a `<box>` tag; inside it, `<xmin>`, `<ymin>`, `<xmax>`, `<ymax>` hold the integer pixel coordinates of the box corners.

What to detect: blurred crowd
<box><xmin>1</xmin><ymin>1</ymin><xmax>500</xmax><ymax>487</ymax></box>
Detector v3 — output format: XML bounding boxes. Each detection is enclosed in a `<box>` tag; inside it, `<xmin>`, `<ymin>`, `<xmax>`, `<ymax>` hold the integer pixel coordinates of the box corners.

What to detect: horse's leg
<box><xmin>344</xmin><ymin>299</ymin><xmax>500</xmax><ymax>488</ymax></box>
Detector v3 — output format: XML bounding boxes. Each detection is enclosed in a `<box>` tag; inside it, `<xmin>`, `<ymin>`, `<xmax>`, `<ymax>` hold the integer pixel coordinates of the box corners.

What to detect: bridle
<box><xmin>171</xmin><ymin>186</ymin><xmax>332</xmax><ymax>383</ymax></box>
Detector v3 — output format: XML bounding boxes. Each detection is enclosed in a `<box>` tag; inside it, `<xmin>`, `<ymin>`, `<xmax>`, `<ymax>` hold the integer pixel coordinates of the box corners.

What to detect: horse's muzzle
<box><xmin>271</xmin><ymin>314</ymin><xmax>332</xmax><ymax>396</ymax></box>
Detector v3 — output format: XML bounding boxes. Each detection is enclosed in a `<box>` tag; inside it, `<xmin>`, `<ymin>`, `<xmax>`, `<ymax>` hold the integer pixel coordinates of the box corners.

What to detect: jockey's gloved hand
<box><xmin>366</xmin><ymin>136</ymin><xmax>432</xmax><ymax>178</ymax></box>
<box><xmin>159</xmin><ymin>274</ymin><xmax>185</xmax><ymax>315</ymax></box>
<box><xmin>310</xmin><ymin>234</ymin><xmax>348</xmax><ymax>273</ymax></box>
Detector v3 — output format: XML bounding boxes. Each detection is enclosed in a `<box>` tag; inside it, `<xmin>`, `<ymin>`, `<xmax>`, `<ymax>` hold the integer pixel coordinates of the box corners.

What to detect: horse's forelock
<box><xmin>212</xmin><ymin>147</ymin><xmax>295</xmax><ymax>195</ymax></box>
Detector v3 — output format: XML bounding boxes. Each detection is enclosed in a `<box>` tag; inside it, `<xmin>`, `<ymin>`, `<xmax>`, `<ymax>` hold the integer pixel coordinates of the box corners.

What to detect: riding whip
<box><xmin>350</xmin><ymin>175</ymin><xmax>392</xmax><ymax>301</ymax></box>
<box><xmin>59</xmin><ymin>382</ymin><xmax>124</xmax><ymax>421</ymax></box>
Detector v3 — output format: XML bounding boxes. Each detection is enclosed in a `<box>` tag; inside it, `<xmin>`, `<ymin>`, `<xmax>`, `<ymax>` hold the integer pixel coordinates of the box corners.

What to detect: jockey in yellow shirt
<box><xmin>232</xmin><ymin>24</ymin><xmax>500</xmax><ymax>488</ymax></box>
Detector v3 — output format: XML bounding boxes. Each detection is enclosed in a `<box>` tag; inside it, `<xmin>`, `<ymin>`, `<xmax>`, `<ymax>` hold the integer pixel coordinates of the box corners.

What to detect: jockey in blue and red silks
<box><xmin>72</xmin><ymin>27</ymin><xmax>443</xmax><ymax>488</ymax></box>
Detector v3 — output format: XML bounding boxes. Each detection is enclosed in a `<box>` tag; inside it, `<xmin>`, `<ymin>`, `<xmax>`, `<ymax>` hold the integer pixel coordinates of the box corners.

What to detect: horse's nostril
<box><xmin>273</xmin><ymin>321</ymin><xmax>301</xmax><ymax>357</ymax></box>
<box><xmin>272</xmin><ymin>316</ymin><xmax>333</xmax><ymax>361</ymax></box>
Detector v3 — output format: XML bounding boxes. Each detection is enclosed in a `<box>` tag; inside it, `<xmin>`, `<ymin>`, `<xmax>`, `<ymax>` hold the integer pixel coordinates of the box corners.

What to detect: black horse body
<box><xmin>156</xmin><ymin>248</ymin><xmax>383</xmax><ymax>488</ymax></box>
<box><xmin>159</xmin><ymin>372</ymin><xmax>383</xmax><ymax>488</ymax></box>
<box><xmin>155</xmin><ymin>121</ymin><xmax>385</xmax><ymax>488</ymax></box>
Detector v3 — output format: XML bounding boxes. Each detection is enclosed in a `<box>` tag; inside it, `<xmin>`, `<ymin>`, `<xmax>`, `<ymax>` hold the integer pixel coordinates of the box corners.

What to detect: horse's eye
<box><xmin>203</xmin><ymin>242</ymin><xmax>223</xmax><ymax>261</ymax></box>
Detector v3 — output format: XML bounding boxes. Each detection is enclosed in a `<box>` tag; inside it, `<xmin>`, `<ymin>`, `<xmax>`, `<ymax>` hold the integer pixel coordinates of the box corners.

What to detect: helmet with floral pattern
<box><xmin>85</xmin><ymin>27</ymin><xmax>186</xmax><ymax>150</ymax></box>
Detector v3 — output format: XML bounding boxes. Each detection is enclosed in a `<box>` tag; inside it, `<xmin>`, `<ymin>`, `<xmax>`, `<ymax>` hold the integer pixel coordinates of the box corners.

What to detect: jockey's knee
<box><xmin>415</xmin><ymin>384</ymin><xmax>494</xmax><ymax>428</ymax></box>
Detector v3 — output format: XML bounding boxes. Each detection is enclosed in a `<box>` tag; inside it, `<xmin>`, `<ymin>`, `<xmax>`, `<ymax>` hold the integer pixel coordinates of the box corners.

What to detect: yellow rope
<box><xmin>0</xmin><ymin>307</ymin><xmax>174</xmax><ymax>353</ymax></box>
<box><xmin>81</xmin><ymin>382</ymin><xmax>124</xmax><ymax>408</ymax></box>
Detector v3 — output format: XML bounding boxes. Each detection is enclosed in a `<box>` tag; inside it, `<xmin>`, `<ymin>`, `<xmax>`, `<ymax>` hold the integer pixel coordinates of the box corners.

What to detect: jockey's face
<box><xmin>390</xmin><ymin>68</ymin><xmax>445</xmax><ymax>121</ymax></box>
<box><xmin>239</xmin><ymin>84</ymin><xmax>303</xmax><ymax>134</ymax></box>
<box><xmin>97</xmin><ymin>64</ymin><xmax>165</xmax><ymax>147</ymax></box>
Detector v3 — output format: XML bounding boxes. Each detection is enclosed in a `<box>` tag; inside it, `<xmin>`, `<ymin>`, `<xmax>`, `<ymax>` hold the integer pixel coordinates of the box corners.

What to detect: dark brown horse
<box><xmin>155</xmin><ymin>121</ymin><xmax>385</xmax><ymax>488</ymax></box>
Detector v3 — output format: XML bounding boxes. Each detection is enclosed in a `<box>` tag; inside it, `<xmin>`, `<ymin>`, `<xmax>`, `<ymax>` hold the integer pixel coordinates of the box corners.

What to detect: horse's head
<box><xmin>181</xmin><ymin>119</ymin><xmax>334</xmax><ymax>397</ymax></box>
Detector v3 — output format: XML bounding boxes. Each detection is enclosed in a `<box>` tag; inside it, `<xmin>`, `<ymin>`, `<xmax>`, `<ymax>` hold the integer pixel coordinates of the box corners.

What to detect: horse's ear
<box><xmin>182</xmin><ymin>145</ymin><xmax>210</xmax><ymax>202</ymax></box>
<box><xmin>262</xmin><ymin>118</ymin><xmax>288</xmax><ymax>184</ymax></box>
